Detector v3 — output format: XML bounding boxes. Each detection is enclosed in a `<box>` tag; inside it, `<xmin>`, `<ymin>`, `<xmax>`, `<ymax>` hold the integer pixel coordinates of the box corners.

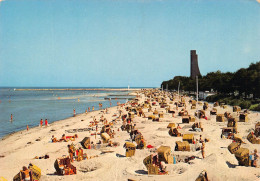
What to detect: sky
<box><xmin>0</xmin><ymin>0</ymin><xmax>259</xmax><ymax>87</ymax></box>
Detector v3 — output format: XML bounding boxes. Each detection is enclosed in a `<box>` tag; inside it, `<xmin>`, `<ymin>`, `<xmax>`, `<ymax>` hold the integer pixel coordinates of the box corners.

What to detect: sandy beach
<box><xmin>0</xmin><ymin>90</ymin><xmax>259</xmax><ymax>181</ymax></box>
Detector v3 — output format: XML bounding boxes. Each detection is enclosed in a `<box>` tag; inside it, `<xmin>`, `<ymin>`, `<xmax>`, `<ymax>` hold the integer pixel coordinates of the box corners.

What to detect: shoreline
<box><xmin>0</xmin><ymin>98</ymin><xmax>136</xmax><ymax>141</ymax></box>
<box><xmin>0</xmin><ymin>90</ymin><xmax>140</xmax><ymax>140</ymax></box>
<box><xmin>14</xmin><ymin>88</ymin><xmax>144</xmax><ymax>91</ymax></box>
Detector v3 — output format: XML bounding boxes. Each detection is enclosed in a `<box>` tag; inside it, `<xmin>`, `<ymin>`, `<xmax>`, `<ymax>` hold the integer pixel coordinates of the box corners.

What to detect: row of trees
<box><xmin>161</xmin><ymin>61</ymin><xmax>260</xmax><ymax>98</ymax></box>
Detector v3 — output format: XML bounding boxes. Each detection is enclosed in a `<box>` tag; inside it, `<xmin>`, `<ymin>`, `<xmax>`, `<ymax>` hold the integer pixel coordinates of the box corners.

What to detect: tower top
<box><xmin>190</xmin><ymin>50</ymin><xmax>201</xmax><ymax>79</ymax></box>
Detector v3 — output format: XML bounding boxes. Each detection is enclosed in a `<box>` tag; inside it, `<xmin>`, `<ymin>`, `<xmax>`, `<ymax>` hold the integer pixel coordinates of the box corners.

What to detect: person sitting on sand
<box><xmin>51</xmin><ymin>135</ymin><xmax>58</xmax><ymax>143</ymax></box>
<box><xmin>108</xmin><ymin>140</ymin><xmax>113</xmax><ymax>147</ymax></box>
<box><xmin>152</xmin><ymin>154</ymin><xmax>159</xmax><ymax>166</ymax></box>
<box><xmin>139</xmin><ymin>138</ymin><xmax>145</xmax><ymax>149</ymax></box>
<box><xmin>159</xmin><ymin>161</ymin><xmax>167</xmax><ymax>172</ymax></box>
<box><xmin>195</xmin><ymin>139</ymin><xmax>200</xmax><ymax>151</ymax></box>
<box><xmin>227</xmin><ymin>132</ymin><xmax>233</xmax><ymax>139</ymax></box>
<box><xmin>20</xmin><ymin>166</ymin><xmax>31</xmax><ymax>181</ymax></box>
<box><xmin>77</xmin><ymin>147</ymin><xmax>83</xmax><ymax>161</ymax></box>
<box><xmin>68</xmin><ymin>145</ymin><xmax>74</xmax><ymax>162</ymax></box>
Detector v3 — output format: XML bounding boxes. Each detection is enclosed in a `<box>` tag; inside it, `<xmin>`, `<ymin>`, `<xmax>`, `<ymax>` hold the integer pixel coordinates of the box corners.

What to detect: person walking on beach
<box><xmin>85</xmin><ymin>109</ymin><xmax>88</xmax><ymax>114</ymax></box>
<box><xmin>10</xmin><ymin>114</ymin><xmax>13</xmax><ymax>122</ymax></box>
<box><xmin>88</xmin><ymin>107</ymin><xmax>90</xmax><ymax>112</ymax></box>
<box><xmin>201</xmin><ymin>142</ymin><xmax>205</xmax><ymax>159</ymax></box>
<box><xmin>199</xmin><ymin>135</ymin><xmax>203</xmax><ymax>143</ymax></box>
<box><xmin>73</xmin><ymin>109</ymin><xmax>76</xmax><ymax>116</ymax></box>
<box><xmin>27</xmin><ymin>125</ymin><xmax>29</xmax><ymax>131</ymax></box>
<box><xmin>45</xmin><ymin>119</ymin><xmax>48</xmax><ymax>127</ymax></box>
<box><xmin>92</xmin><ymin>106</ymin><xmax>94</xmax><ymax>111</ymax></box>
<box><xmin>40</xmin><ymin>119</ymin><xmax>43</xmax><ymax>127</ymax></box>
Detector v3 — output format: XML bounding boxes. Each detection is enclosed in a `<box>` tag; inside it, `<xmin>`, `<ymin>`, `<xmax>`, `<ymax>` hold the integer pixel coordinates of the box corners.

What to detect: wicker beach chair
<box><xmin>125</xmin><ymin>142</ymin><xmax>136</xmax><ymax>157</ymax></box>
<box><xmin>175</xmin><ymin>141</ymin><xmax>190</xmax><ymax>151</ymax></box>
<box><xmin>234</xmin><ymin>148</ymin><xmax>250</xmax><ymax>166</ymax></box>
<box><xmin>157</xmin><ymin>146</ymin><xmax>173</xmax><ymax>164</ymax></box>
<box><xmin>183</xmin><ymin>134</ymin><xmax>194</xmax><ymax>143</ymax></box>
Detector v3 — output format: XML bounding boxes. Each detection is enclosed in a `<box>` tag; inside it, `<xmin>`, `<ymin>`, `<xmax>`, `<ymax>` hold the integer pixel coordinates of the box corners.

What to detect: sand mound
<box><xmin>203</xmin><ymin>153</ymin><xmax>228</xmax><ymax>169</ymax></box>
<box><xmin>78</xmin><ymin>160</ymin><xmax>102</xmax><ymax>173</ymax></box>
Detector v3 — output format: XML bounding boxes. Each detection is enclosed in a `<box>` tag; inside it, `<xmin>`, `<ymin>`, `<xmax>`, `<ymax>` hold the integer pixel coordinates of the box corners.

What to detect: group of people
<box><xmin>68</xmin><ymin>144</ymin><xmax>85</xmax><ymax>162</ymax></box>
<box><xmin>19</xmin><ymin>166</ymin><xmax>31</xmax><ymax>181</ymax></box>
<box><xmin>39</xmin><ymin>119</ymin><xmax>48</xmax><ymax>127</ymax></box>
<box><xmin>18</xmin><ymin>163</ymin><xmax>37</xmax><ymax>181</ymax></box>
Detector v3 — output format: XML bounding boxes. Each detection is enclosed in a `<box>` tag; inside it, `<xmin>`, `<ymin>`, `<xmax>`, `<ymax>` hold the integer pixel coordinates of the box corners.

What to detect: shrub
<box><xmin>250</xmin><ymin>104</ymin><xmax>260</xmax><ymax>111</ymax></box>
<box><xmin>238</xmin><ymin>100</ymin><xmax>251</xmax><ymax>109</ymax></box>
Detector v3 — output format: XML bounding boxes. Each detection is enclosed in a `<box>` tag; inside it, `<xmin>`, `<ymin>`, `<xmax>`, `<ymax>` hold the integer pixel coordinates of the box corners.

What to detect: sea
<box><xmin>0</xmin><ymin>87</ymin><xmax>138</xmax><ymax>139</ymax></box>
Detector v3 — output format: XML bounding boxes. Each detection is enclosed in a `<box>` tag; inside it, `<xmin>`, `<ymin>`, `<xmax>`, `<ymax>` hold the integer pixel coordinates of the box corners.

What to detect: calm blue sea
<box><xmin>0</xmin><ymin>87</ymin><xmax>136</xmax><ymax>138</ymax></box>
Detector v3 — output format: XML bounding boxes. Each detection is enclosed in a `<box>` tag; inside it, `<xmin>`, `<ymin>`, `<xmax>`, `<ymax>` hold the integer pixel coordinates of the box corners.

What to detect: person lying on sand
<box><xmin>34</xmin><ymin>154</ymin><xmax>49</xmax><ymax>159</ymax></box>
<box><xmin>59</xmin><ymin>134</ymin><xmax>68</xmax><ymax>142</ymax></box>
<box><xmin>51</xmin><ymin>135</ymin><xmax>58</xmax><ymax>143</ymax></box>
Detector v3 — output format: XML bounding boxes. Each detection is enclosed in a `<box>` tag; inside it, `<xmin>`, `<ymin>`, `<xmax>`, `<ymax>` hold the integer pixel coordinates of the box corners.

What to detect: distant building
<box><xmin>199</xmin><ymin>91</ymin><xmax>216</xmax><ymax>100</ymax></box>
<box><xmin>190</xmin><ymin>50</ymin><xmax>201</xmax><ymax>79</ymax></box>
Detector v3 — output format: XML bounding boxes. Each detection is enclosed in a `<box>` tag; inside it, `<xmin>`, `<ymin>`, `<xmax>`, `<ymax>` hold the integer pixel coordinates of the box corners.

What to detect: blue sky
<box><xmin>0</xmin><ymin>0</ymin><xmax>259</xmax><ymax>87</ymax></box>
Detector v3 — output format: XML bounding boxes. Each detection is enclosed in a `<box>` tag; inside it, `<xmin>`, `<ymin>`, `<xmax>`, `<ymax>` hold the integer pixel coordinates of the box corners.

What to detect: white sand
<box><xmin>0</xmin><ymin>91</ymin><xmax>259</xmax><ymax>181</ymax></box>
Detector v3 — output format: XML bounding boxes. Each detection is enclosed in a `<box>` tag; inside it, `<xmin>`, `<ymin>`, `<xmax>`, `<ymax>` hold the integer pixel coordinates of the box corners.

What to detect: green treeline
<box><xmin>161</xmin><ymin>61</ymin><xmax>260</xmax><ymax>98</ymax></box>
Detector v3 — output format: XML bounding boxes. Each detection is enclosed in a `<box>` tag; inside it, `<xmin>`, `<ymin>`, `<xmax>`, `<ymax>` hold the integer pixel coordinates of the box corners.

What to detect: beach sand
<box><xmin>0</xmin><ymin>90</ymin><xmax>259</xmax><ymax>181</ymax></box>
